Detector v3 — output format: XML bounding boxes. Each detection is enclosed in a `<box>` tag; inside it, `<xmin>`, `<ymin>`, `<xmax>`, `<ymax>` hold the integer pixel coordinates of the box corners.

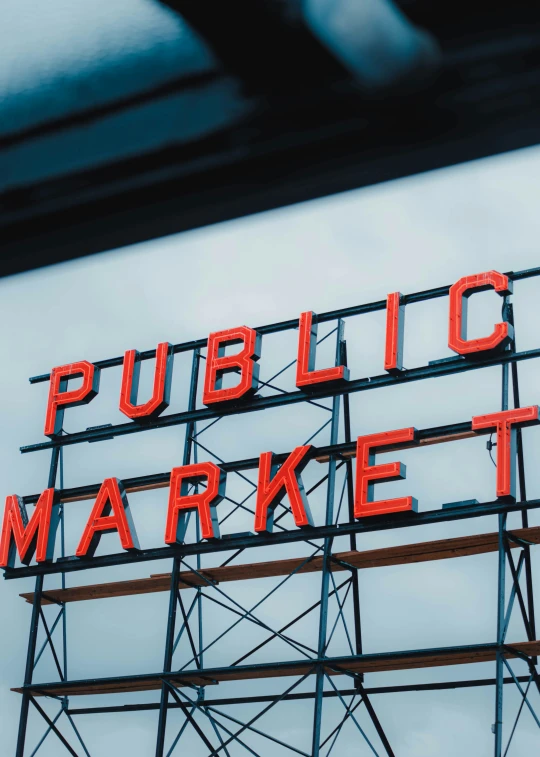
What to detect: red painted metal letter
<box><xmin>76</xmin><ymin>478</ymin><xmax>139</xmax><ymax>558</ymax></box>
<box><xmin>384</xmin><ymin>292</ymin><xmax>405</xmax><ymax>373</ymax></box>
<box><xmin>254</xmin><ymin>445</ymin><xmax>313</xmax><ymax>533</ymax></box>
<box><xmin>354</xmin><ymin>428</ymin><xmax>418</xmax><ymax>518</ymax></box>
<box><xmin>165</xmin><ymin>462</ymin><xmax>226</xmax><ymax>543</ymax></box>
<box><xmin>203</xmin><ymin>327</ymin><xmax>261</xmax><ymax>405</ymax></box>
<box><xmin>472</xmin><ymin>406</ymin><xmax>539</xmax><ymax>499</ymax></box>
<box><xmin>0</xmin><ymin>488</ymin><xmax>58</xmax><ymax>568</ymax></box>
<box><xmin>448</xmin><ymin>271</ymin><xmax>513</xmax><ymax>356</ymax></box>
<box><xmin>119</xmin><ymin>342</ymin><xmax>173</xmax><ymax>420</ymax></box>
<box><xmin>44</xmin><ymin>361</ymin><xmax>100</xmax><ymax>437</ymax></box>
<box><xmin>296</xmin><ymin>311</ymin><xmax>349</xmax><ymax>389</ymax></box>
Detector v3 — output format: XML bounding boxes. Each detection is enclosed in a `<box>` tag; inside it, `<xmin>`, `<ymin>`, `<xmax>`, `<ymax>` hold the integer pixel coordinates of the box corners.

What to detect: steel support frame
<box><xmin>312</xmin><ymin>320</ymin><xmax>344</xmax><ymax>757</ymax></box>
<box><xmin>10</xmin><ymin>273</ymin><xmax>540</xmax><ymax>755</ymax></box>
<box><xmin>16</xmin><ymin>447</ymin><xmax>93</xmax><ymax>757</ymax></box>
<box><xmin>156</xmin><ymin>348</ymin><xmax>200</xmax><ymax>757</ymax></box>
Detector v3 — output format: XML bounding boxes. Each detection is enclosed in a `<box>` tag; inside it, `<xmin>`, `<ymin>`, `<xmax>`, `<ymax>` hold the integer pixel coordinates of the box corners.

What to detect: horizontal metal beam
<box><xmin>5</xmin><ymin>496</ymin><xmax>540</xmax><ymax>580</ymax></box>
<box><xmin>66</xmin><ymin>675</ymin><xmax>532</xmax><ymax>715</ymax></box>
<box><xmin>21</xmin><ymin>417</ymin><xmax>477</xmax><ymax>505</ymax></box>
<box><xmin>13</xmin><ymin>641</ymin><xmax>540</xmax><ymax>697</ymax></box>
<box><xmin>27</xmin><ymin>265</ymin><xmax>540</xmax><ymax>385</ymax></box>
<box><xmin>20</xmin><ymin>346</ymin><xmax>540</xmax><ymax>453</ymax></box>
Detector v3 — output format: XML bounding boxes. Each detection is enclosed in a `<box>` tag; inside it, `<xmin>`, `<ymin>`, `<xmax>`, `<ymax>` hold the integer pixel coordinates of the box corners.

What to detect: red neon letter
<box><xmin>165</xmin><ymin>462</ymin><xmax>226</xmax><ymax>543</ymax></box>
<box><xmin>76</xmin><ymin>478</ymin><xmax>139</xmax><ymax>558</ymax></box>
<box><xmin>472</xmin><ymin>406</ymin><xmax>539</xmax><ymax>499</ymax></box>
<box><xmin>296</xmin><ymin>311</ymin><xmax>349</xmax><ymax>389</ymax></box>
<box><xmin>384</xmin><ymin>292</ymin><xmax>405</xmax><ymax>374</ymax></box>
<box><xmin>119</xmin><ymin>342</ymin><xmax>173</xmax><ymax>420</ymax></box>
<box><xmin>254</xmin><ymin>446</ymin><xmax>313</xmax><ymax>533</ymax></box>
<box><xmin>203</xmin><ymin>327</ymin><xmax>261</xmax><ymax>406</ymax></box>
<box><xmin>45</xmin><ymin>361</ymin><xmax>100</xmax><ymax>437</ymax></box>
<box><xmin>0</xmin><ymin>489</ymin><xmax>58</xmax><ymax>568</ymax></box>
<box><xmin>448</xmin><ymin>271</ymin><xmax>513</xmax><ymax>356</ymax></box>
<box><xmin>354</xmin><ymin>428</ymin><xmax>418</xmax><ymax>518</ymax></box>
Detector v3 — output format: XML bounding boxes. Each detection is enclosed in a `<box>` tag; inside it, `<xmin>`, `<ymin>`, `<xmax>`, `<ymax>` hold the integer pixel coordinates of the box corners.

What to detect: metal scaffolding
<box><xmin>6</xmin><ymin>266</ymin><xmax>540</xmax><ymax>756</ymax></box>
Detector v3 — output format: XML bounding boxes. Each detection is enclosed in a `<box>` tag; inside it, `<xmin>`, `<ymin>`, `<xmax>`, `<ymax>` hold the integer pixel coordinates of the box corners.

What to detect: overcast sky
<box><xmin>2</xmin><ymin>146</ymin><xmax>540</xmax><ymax>756</ymax></box>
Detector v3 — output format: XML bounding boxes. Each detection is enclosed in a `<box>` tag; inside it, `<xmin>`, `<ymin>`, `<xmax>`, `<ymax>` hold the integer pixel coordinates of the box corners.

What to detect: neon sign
<box><xmin>1</xmin><ymin>269</ymin><xmax>532</xmax><ymax>570</ymax></box>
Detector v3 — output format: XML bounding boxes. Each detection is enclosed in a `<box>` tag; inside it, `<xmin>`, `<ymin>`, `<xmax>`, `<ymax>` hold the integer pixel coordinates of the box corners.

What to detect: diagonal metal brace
<box><xmin>29</xmin><ymin>697</ymin><xmax>80</xmax><ymax>757</ymax></box>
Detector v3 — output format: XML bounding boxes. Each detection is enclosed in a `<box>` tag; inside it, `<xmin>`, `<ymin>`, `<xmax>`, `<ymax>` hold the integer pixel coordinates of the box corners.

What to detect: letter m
<box><xmin>0</xmin><ymin>489</ymin><xmax>58</xmax><ymax>568</ymax></box>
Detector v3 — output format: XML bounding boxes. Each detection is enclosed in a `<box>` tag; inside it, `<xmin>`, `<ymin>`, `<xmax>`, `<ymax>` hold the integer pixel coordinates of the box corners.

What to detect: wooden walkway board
<box><xmin>21</xmin><ymin>527</ymin><xmax>540</xmax><ymax>606</ymax></box>
<box><xmin>12</xmin><ymin>641</ymin><xmax>540</xmax><ymax>697</ymax></box>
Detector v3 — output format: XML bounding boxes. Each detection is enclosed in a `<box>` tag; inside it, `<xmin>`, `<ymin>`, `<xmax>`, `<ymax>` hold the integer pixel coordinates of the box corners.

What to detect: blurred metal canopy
<box><xmin>1</xmin><ymin>0</ymin><xmax>540</xmax><ymax>275</ymax></box>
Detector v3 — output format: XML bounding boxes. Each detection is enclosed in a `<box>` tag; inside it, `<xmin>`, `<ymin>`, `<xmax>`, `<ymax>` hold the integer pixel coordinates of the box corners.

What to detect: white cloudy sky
<box><xmin>1</xmin><ymin>146</ymin><xmax>540</xmax><ymax>756</ymax></box>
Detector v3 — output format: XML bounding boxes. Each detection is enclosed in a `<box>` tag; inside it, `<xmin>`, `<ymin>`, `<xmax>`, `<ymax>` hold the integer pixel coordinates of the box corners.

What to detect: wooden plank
<box><xmin>21</xmin><ymin>527</ymin><xmax>540</xmax><ymax>606</ymax></box>
<box><xmin>12</xmin><ymin>674</ymin><xmax>215</xmax><ymax>696</ymax></box>
<box><xmin>12</xmin><ymin>641</ymin><xmax>540</xmax><ymax>696</ymax></box>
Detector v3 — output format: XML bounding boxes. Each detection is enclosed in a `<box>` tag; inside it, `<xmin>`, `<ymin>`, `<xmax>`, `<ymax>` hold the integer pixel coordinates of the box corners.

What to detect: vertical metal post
<box><xmin>494</xmin><ymin>510</ymin><xmax>507</xmax><ymax>757</ymax></box>
<box><xmin>182</xmin><ymin>349</ymin><xmax>200</xmax><ymax>470</ymax></box>
<box><xmin>16</xmin><ymin>446</ymin><xmax>60</xmax><ymax>757</ymax></box>
<box><xmin>312</xmin><ymin>320</ymin><xmax>344</xmax><ymax>757</ymax></box>
<box><xmin>494</xmin><ymin>307</ymin><xmax>510</xmax><ymax>757</ymax></box>
<box><xmin>155</xmin><ymin>348</ymin><xmax>200</xmax><ymax>757</ymax></box>
<box><xmin>342</xmin><ymin>340</ymin><xmax>396</xmax><ymax>757</ymax></box>
<box><xmin>513</xmin><ymin>366</ymin><xmax>537</xmax><ymax>641</ymax></box>
<box><xmin>507</xmin><ymin>304</ymin><xmax>536</xmax><ymax>644</ymax></box>
<box><xmin>60</xmin><ymin>447</ymin><xmax>68</xmax><ymax>687</ymax></box>
<box><xmin>155</xmin><ymin>558</ymin><xmax>182</xmax><ymax>757</ymax></box>
<box><xmin>186</xmin><ymin>350</ymin><xmax>204</xmax><ymax>694</ymax></box>
<box><xmin>341</xmin><ymin>342</ymin><xmax>363</xmax><ymax>662</ymax></box>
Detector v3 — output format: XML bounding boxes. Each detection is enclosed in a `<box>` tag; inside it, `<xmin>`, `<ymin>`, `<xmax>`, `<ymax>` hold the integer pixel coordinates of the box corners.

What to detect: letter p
<box><xmin>45</xmin><ymin>361</ymin><xmax>100</xmax><ymax>437</ymax></box>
